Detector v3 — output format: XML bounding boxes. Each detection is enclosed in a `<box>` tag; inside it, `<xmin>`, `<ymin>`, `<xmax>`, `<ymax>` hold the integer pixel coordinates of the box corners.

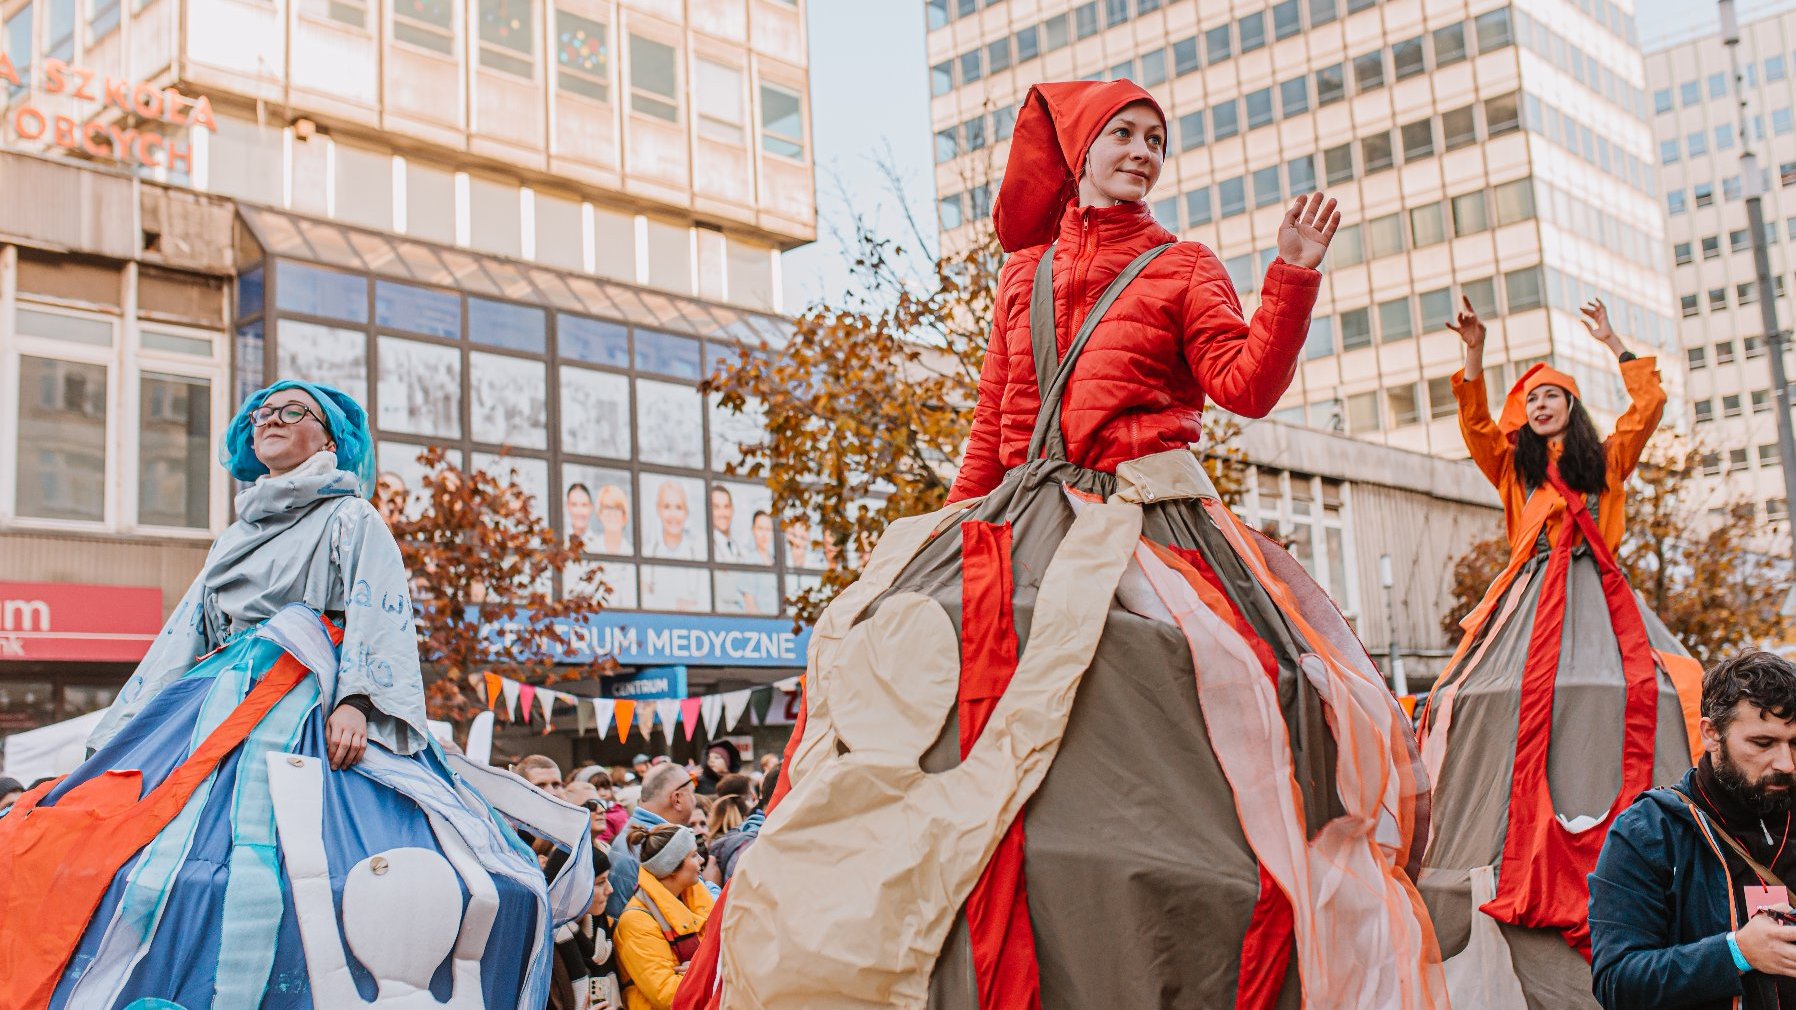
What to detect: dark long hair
<box><xmin>1514</xmin><ymin>398</ymin><xmax>1609</xmax><ymax>496</ymax></box>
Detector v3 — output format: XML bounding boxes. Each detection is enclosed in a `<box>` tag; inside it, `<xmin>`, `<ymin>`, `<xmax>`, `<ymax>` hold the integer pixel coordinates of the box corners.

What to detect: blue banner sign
<box><xmin>482</xmin><ymin>610</ymin><xmax>810</xmax><ymax>669</ymax></box>
<box><xmin>606</xmin><ymin>666</ymin><xmax>688</xmax><ymax>700</ymax></box>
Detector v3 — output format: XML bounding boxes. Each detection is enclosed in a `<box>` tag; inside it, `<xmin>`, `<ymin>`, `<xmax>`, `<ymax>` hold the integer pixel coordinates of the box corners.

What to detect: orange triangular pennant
<box><xmin>614</xmin><ymin>700</ymin><xmax>636</xmax><ymax>743</ymax></box>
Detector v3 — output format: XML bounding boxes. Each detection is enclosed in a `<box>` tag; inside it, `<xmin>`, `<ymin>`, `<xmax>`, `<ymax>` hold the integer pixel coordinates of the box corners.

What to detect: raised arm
<box><xmin>1446</xmin><ymin>297</ymin><xmax>1512</xmax><ymax>489</ymax></box>
<box><xmin>1580</xmin><ymin>298</ymin><xmax>1666</xmax><ymax>481</ymax></box>
<box><xmin>1181</xmin><ymin>194</ymin><xmax>1334</xmax><ymax>416</ymax></box>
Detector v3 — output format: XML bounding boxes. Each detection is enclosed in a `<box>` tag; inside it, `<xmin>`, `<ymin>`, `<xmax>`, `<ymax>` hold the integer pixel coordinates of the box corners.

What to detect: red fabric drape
<box><xmin>1172</xmin><ymin>545</ymin><xmax>1294</xmax><ymax>1009</ymax></box>
<box><xmin>1479</xmin><ymin>466</ymin><xmax>1661</xmax><ymax>958</ymax></box>
<box><xmin>957</xmin><ymin>521</ymin><xmax>1043</xmax><ymax>1010</ymax></box>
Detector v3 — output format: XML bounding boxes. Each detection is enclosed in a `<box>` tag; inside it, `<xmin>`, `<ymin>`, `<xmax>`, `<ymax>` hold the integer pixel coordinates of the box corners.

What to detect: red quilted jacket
<box><xmin>947</xmin><ymin>199</ymin><xmax>1322</xmax><ymax>501</ymax></box>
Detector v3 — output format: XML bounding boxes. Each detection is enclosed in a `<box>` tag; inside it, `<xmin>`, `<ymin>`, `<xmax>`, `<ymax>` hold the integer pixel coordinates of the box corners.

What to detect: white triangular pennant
<box><xmin>576</xmin><ymin>696</ymin><xmax>592</xmax><ymax>736</ymax></box>
<box><xmin>722</xmin><ymin>689</ymin><xmax>753</xmax><ymax>731</ymax></box>
<box><xmin>653</xmin><ymin>698</ymin><xmax>681</xmax><ymax>737</ymax></box>
<box><xmin>539</xmin><ymin>690</ymin><xmax>558</xmax><ymax>728</ymax></box>
<box><xmin>636</xmin><ymin>701</ymin><xmax>656</xmax><ymax>737</ymax></box>
<box><xmin>590</xmin><ymin>698</ymin><xmax>616</xmax><ymax>739</ymax></box>
<box><xmin>701</xmin><ymin>694</ymin><xmax>725</xmax><ymax>739</ymax></box>
<box><xmin>499</xmin><ymin>676</ymin><xmax>521</xmax><ymax>721</ymax></box>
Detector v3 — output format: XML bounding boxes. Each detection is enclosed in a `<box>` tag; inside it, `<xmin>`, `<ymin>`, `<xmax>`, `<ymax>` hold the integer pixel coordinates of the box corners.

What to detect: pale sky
<box><xmin>780</xmin><ymin>0</ymin><xmax>1796</xmax><ymax>312</ymax></box>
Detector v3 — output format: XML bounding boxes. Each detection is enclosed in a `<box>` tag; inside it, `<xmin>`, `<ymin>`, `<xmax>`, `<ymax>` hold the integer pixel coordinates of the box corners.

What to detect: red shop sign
<box><xmin>0</xmin><ymin>581</ymin><xmax>164</xmax><ymax>663</ymax></box>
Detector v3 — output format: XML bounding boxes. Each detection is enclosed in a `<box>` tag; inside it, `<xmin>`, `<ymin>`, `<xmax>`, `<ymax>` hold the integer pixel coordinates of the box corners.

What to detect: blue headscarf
<box><xmin>221</xmin><ymin>380</ymin><xmax>377</xmax><ymax>491</ymax></box>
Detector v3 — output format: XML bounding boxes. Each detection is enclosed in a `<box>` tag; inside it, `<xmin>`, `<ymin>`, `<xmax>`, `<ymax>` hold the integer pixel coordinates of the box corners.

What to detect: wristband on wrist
<box><xmin>1618</xmin><ymin>350</ymin><xmax>1638</xmax><ymax>363</ymax></box>
<box><xmin>1728</xmin><ymin>931</ymin><xmax>1752</xmax><ymax>973</ymax></box>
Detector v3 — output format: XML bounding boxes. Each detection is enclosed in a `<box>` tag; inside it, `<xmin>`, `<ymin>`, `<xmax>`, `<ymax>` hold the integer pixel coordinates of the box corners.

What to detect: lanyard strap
<box><xmin>1667</xmin><ymin>786</ymin><xmax>1786</xmax><ymax>886</ymax></box>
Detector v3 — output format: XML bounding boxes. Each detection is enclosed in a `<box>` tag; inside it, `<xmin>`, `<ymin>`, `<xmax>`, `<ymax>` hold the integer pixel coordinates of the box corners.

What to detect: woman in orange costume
<box><xmin>1417</xmin><ymin>296</ymin><xmax>1703</xmax><ymax>1009</ymax></box>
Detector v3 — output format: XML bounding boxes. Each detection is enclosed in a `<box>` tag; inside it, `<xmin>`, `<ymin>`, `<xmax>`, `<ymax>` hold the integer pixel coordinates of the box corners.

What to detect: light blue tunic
<box><xmin>89</xmin><ymin>451</ymin><xmax>429</xmax><ymax>755</ymax></box>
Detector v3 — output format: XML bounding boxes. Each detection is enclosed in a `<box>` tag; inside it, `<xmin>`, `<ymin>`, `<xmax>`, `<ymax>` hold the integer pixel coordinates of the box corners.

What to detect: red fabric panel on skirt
<box><xmin>959</xmin><ymin>520</ymin><xmax>1044</xmax><ymax>1010</ymax></box>
<box><xmin>0</xmin><ymin>651</ymin><xmax>313</xmax><ymax>1009</ymax></box>
<box><xmin>1171</xmin><ymin>545</ymin><xmax>1294</xmax><ymax>1010</ymax></box>
<box><xmin>1480</xmin><ymin>466</ymin><xmax>1660</xmax><ymax>958</ymax></box>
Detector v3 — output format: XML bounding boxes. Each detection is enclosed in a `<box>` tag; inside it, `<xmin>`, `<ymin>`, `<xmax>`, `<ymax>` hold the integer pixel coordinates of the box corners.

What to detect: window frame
<box><xmin>4</xmin><ymin>296</ymin><xmax>227</xmax><ymax>535</ymax></box>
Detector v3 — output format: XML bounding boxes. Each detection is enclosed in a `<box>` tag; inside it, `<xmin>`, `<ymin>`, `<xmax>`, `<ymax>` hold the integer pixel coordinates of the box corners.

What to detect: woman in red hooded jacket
<box><xmin>675</xmin><ymin>80</ymin><xmax>1445</xmax><ymax>1010</ymax></box>
<box><xmin>948</xmin><ymin>81</ymin><xmax>1334</xmax><ymax>500</ymax></box>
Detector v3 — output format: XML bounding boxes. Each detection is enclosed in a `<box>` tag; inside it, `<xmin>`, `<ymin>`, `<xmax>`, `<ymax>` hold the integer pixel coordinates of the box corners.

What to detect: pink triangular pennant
<box><xmin>679</xmin><ymin>698</ymin><xmax>704</xmax><ymax>740</ymax></box>
<box><xmin>517</xmin><ymin>684</ymin><xmax>537</xmax><ymax>728</ymax></box>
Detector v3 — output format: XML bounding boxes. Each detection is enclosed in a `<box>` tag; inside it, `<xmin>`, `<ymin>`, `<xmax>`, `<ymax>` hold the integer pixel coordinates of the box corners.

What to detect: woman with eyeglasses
<box><xmin>90</xmin><ymin>381</ymin><xmax>430</xmax><ymax>765</ymax></box>
<box><xmin>0</xmin><ymin>381</ymin><xmax>577</xmax><ymax>1009</ymax></box>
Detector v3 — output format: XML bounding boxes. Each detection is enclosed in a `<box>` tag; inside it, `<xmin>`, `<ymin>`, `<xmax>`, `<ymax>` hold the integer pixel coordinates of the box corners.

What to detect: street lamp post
<box><xmin>1723</xmin><ymin>0</ymin><xmax>1796</xmax><ymax>565</ymax></box>
<box><xmin>1380</xmin><ymin>552</ymin><xmax>1407</xmax><ymax>695</ymax></box>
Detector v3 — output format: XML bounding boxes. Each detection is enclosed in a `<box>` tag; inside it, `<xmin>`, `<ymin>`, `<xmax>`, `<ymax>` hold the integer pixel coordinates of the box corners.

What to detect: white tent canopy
<box><xmin>3</xmin><ymin>709</ymin><xmax>107</xmax><ymax>784</ymax></box>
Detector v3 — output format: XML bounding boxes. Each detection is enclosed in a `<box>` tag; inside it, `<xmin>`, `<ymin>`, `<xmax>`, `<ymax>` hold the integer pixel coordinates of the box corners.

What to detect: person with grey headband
<box><xmin>614</xmin><ymin>822</ymin><xmax>712</xmax><ymax>1010</ymax></box>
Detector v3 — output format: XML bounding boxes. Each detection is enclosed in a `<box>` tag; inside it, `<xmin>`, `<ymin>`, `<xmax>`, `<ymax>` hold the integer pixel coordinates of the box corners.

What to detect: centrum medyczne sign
<box><xmin>0</xmin><ymin>56</ymin><xmax>216</xmax><ymax>172</ymax></box>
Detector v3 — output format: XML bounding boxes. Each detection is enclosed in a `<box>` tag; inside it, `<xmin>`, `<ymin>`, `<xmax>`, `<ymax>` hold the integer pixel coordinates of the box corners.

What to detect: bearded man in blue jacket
<box><xmin>1591</xmin><ymin>650</ymin><xmax>1796</xmax><ymax>1009</ymax></box>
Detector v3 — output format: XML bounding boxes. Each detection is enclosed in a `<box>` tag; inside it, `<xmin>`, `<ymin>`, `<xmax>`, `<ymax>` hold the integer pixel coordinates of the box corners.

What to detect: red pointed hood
<box><xmin>993</xmin><ymin>79</ymin><xmax>1166</xmax><ymax>252</ymax></box>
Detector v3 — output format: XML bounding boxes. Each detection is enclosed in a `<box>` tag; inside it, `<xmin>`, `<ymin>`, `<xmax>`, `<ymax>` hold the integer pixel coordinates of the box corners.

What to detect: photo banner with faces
<box><xmin>562</xmin><ymin>463</ymin><xmax>634</xmax><ymax>555</ymax></box>
<box><xmin>374</xmin><ymin>441</ymin><xmax>460</xmax><ymax>522</ymax></box>
<box><xmin>639</xmin><ymin>474</ymin><xmax>707</xmax><ymax>563</ymax></box>
<box><xmin>707</xmin><ymin>481</ymin><xmax>775</xmax><ymax>566</ymax></box>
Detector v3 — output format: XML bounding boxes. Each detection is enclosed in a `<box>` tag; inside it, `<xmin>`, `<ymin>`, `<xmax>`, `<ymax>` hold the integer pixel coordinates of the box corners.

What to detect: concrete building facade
<box><xmin>926</xmin><ymin>0</ymin><xmax>1682</xmax><ymax>464</ymax></box>
<box><xmin>1647</xmin><ymin>7</ymin><xmax>1796</xmax><ymax>526</ymax></box>
<box><xmin>0</xmin><ymin>0</ymin><xmax>817</xmax><ymax>749</ymax></box>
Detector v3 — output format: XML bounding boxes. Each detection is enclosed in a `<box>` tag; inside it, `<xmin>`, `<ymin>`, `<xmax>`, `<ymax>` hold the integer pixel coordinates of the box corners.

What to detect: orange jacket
<box><xmin>1451</xmin><ymin>356</ymin><xmax>1665</xmax><ymax>558</ymax></box>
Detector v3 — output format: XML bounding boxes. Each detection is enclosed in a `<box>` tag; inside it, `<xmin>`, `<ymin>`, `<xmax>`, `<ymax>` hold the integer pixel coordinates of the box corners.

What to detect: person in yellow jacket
<box><xmin>615</xmin><ymin>822</ymin><xmax>713</xmax><ymax>1010</ymax></box>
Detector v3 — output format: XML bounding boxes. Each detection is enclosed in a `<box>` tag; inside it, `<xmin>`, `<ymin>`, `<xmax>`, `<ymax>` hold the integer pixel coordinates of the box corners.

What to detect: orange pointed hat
<box><xmin>1497</xmin><ymin>362</ymin><xmax>1583</xmax><ymax>436</ymax></box>
<box><xmin>993</xmin><ymin>79</ymin><xmax>1165</xmax><ymax>252</ymax></box>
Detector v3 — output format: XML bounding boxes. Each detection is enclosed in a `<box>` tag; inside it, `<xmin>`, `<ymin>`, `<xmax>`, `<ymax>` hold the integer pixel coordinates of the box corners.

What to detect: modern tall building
<box><xmin>1647</xmin><ymin>6</ymin><xmax>1796</xmax><ymax>527</ymax></box>
<box><xmin>0</xmin><ymin>0</ymin><xmax>818</xmax><ymax>753</ymax></box>
<box><xmin>926</xmin><ymin>0</ymin><xmax>1681</xmax><ymax>462</ymax></box>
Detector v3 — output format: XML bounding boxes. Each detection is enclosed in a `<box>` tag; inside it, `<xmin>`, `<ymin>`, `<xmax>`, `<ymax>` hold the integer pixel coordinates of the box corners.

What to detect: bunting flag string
<box><xmin>614</xmin><ymin>700</ymin><xmax>636</xmax><ymax>743</ymax></box>
<box><xmin>678</xmin><ymin>698</ymin><xmax>704</xmax><ymax>741</ymax></box>
<box><xmin>722</xmin><ymin>691</ymin><xmax>753</xmax><ymax>733</ymax></box>
<box><xmin>499</xmin><ymin>678</ymin><xmax>522</xmax><ymax>722</ymax></box>
<box><xmin>702</xmin><ymin>694</ymin><xmax>725</xmax><ymax>739</ymax></box>
<box><xmin>591</xmin><ymin>698</ymin><xmax>617</xmax><ymax>741</ymax></box>
<box><xmin>464</xmin><ymin>671</ymin><xmax>796</xmax><ymax>744</ymax></box>
<box><xmin>653</xmin><ymin>699</ymin><xmax>683</xmax><ymax>738</ymax></box>
<box><xmin>539</xmin><ymin>689</ymin><xmax>559</xmax><ymax>735</ymax></box>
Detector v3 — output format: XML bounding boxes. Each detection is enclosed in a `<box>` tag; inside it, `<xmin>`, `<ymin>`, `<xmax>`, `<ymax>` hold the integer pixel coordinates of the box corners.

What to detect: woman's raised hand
<box><xmin>1579</xmin><ymin>298</ymin><xmax>1628</xmax><ymax>357</ymax></box>
<box><xmin>1445</xmin><ymin>295</ymin><xmax>1487</xmax><ymax>379</ymax></box>
<box><xmin>1445</xmin><ymin>295</ymin><xmax>1486</xmax><ymax>350</ymax></box>
<box><xmin>1277</xmin><ymin>192</ymin><xmax>1342</xmax><ymax>270</ymax></box>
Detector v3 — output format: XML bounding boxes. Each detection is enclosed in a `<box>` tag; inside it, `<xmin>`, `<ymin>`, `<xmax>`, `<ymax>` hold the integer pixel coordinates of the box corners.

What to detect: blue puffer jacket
<box><xmin>1589</xmin><ymin>766</ymin><xmax>1745</xmax><ymax>1009</ymax></box>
